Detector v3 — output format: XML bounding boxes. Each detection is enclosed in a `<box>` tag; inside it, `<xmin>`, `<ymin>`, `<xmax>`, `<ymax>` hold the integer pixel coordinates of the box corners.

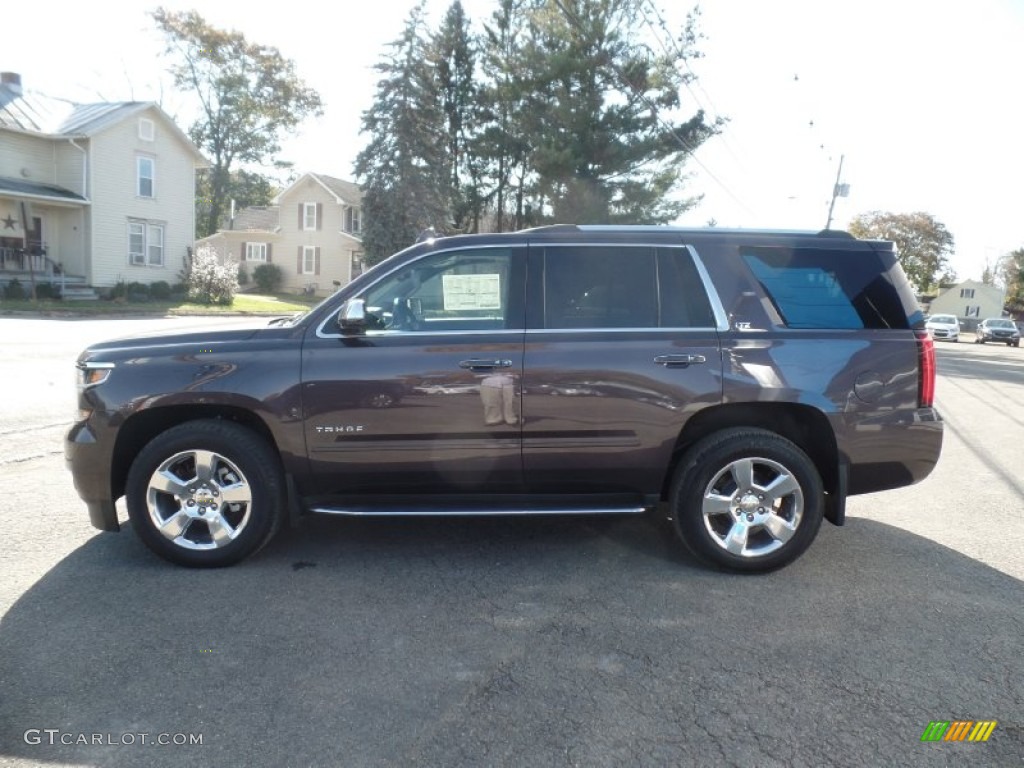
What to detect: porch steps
<box><xmin>61</xmin><ymin>287</ymin><xmax>99</xmax><ymax>301</ymax></box>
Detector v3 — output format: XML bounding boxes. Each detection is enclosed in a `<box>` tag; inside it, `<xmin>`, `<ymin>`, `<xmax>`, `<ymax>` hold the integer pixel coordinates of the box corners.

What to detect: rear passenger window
<box><xmin>742</xmin><ymin>247</ymin><xmax>907</xmax><ymax>330</ymax></box>
<box><xmin>543</xmin><ymin>247</ymin><xmax>657</xmax><ymax>328</ymax></box>
<box><xmin>541</xmin><ymin>246</ymin><xmax>715</xmax><ymax>330</ymax></box>
<box><xmin>658</xmin><ymin>249</ymin><xmax>716</xmax><ymax>328</ymax></box>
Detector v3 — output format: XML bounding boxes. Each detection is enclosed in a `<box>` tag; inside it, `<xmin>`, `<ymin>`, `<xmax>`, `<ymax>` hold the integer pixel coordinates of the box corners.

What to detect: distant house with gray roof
<box><xmin>196</xmin><ymin>171</ymin><xmax>364</xmax><ymax>296</ymax></box>
<box><xmin>0</xmin><ymin>71</ymin><xmax>209</xmax><ymax>294</ymax></box>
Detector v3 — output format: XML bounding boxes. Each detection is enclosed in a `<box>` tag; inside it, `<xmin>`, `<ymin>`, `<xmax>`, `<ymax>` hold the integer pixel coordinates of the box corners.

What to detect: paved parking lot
<box><xmin>1</xmin><ymin>318</ymin><xmax>1022</xmax><ymax>767</ymax></box>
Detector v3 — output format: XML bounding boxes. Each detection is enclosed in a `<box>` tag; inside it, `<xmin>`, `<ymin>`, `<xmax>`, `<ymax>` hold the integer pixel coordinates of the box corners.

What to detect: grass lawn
<box><xmin>0</xmin><ymin>293</ymin><xmax>318</xmax><ymax>316</ymax></box>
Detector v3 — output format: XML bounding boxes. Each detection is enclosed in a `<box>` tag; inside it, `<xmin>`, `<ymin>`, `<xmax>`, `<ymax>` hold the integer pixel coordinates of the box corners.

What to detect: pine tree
<box><xmin>355</xmin><ymin>3</ymin><xmax>448</xmax><ymax>264</ymax></box>
<box><xmin>518</xmin><ymin>0</ymin><xmax>717</xmax><ymax>224</ymax></box>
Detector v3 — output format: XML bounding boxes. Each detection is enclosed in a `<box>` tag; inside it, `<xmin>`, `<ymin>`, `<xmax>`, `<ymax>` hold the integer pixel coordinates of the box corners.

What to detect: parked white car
<box><xmin>925</xmin><ymin>314</ymin><xmax>960</xmax><ymax>342</ymax></box>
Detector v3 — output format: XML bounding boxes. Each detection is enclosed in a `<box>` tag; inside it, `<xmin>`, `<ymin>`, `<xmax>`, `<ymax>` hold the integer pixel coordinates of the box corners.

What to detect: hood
<box><xmin>79</xmin><ymin>319</ymin><xmax>281</xmax><ymax>358</ymax></box>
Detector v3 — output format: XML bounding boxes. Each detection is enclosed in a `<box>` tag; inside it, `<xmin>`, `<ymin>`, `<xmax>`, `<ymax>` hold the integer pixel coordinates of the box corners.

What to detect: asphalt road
<box><xmin>0</xmin><ymin>318</ymin><xmax>1022</xmax><ymax>767</ymax></box>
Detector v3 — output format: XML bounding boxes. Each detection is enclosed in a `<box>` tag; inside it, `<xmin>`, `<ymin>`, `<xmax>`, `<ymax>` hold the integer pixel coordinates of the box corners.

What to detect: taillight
<box><xmin>915</xmin><ymin>330</ymin><xmax>935</xmax><ymax>407</ymax></box>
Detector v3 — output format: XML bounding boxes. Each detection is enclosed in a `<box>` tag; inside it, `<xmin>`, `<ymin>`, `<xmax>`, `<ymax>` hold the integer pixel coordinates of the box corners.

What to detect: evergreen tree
<box><xmin>431</xmin><ymin>1</ymin><xmax>481</xmax><ymax>232</ymax></box>
<box><xmin>476</xmin><ymin>0</ymin><xmax>538</xmax><ymax>231</ymax></box>
<box><xmin>356</xmin><ymin>3</ymin><xmax>449</xmax><ymax>264</ymax></box>
<box><xmin>518</xmin><ymin>0</ymin><xmax>718</xmax><ymax>224</ymax></box>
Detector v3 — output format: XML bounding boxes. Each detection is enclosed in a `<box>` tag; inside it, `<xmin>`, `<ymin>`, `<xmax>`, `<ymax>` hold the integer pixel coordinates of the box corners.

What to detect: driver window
<box><xmin>362</xmin><ymin>248</ymin><xmax>515</xmax><ymax>332</ymax></box>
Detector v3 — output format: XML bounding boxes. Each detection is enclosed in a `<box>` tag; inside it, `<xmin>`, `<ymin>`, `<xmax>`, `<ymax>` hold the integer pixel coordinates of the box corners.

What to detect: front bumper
<box><xmin>65</xmin><ymin>418</ymin><xmax>119</xmax><ymax>531</ymax></box>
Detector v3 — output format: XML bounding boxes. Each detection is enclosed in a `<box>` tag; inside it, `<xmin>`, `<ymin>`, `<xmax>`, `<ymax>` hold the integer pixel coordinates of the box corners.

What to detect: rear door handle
<box><xmin>459</xmin><ymin>359</ymin><xmax>513</xmax><ymax>371</ymax></box>
<box><xmin>654</xmin><ymin>354</ymin><xmax>706</xmax><ymax>367</ymax></box>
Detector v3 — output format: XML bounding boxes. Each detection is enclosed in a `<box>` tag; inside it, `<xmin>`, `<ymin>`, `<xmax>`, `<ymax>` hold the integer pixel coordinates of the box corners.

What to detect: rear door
<box><xmin>521</xmin><ymin>243</ymin><xmax>724</xmax><ymax>497</ymax></box>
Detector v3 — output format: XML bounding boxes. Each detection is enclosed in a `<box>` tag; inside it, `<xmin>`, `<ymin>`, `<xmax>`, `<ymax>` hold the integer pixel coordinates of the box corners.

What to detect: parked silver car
<box><xmin>925</xmin><ymin>314</ymin><xmax>960</xmax><ymax>342</ymax></box>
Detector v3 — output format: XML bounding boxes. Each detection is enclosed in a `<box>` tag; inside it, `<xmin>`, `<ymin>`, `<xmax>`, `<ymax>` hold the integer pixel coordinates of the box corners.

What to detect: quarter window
<box><xmin>742</xmin><ymin>247</ymin><xmax>907</xmax><ymax>330</ymax></box>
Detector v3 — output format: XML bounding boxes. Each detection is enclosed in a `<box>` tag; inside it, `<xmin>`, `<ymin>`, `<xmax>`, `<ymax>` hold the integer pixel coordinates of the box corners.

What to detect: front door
<box><xmin>301</xmin><ymin>246</ymin><xmax>526</xmax><ymax>497</ymax></box>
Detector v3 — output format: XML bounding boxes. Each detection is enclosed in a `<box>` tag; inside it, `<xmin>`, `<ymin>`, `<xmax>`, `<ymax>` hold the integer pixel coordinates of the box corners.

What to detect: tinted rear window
<box><xmin>742</xmin><ymin>247</ymin><xmax>910</xmax><ymax>330</ymax></box>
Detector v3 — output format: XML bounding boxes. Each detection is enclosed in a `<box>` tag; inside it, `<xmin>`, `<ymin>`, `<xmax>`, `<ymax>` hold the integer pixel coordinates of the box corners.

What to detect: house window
<box><xmin>960</xmin><ymin>288</ymin><xmax>975</xmax><ymax>298</ymax></box>
<box><xmin>137</xmin><ymin>157</ymin><xmax>155</xmax><ymax>198</ymax></box>
<box><xmin>246</xmin><ymin>243</ymin><xmax>267</xmax><ymax>262</ymax></box>
<box><xmin>302</xmin><ymin>246</ymin><xmax>317</xmax><ymax>274</ymax></box>
<box><xmin>303</xmin><ymin>202</ymin><xmax>317</xmax><ymax>230</ymax></box>
<box><xmin>128</xmin><ymin>221</ymin><xmax>164</xmax><ymax>266</ymax></box>
<box><xmin>345</xmin><ymin>206</ymin><xmax>361</xmax><ymax>234</ymax></box>
<box><xmin>965</xmin><ymin>305</ymin><xmax>980</xmax><ymax>317</ymax></box>
<box><xmin>138</xmin><ymin>118</ymin><xmax>155</xmax><ymax>141</ymax></box>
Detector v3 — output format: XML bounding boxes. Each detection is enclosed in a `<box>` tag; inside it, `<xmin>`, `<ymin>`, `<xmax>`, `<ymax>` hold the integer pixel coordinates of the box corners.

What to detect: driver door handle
<box><xmin>459</xmin><ymin>359</ymin><xmax>513</xmax><ymax>371</ymax></box>
<box><xmin>654</xmin><ymin>354</ymin><xmax>706</xmax><ymax>367</ymax></box>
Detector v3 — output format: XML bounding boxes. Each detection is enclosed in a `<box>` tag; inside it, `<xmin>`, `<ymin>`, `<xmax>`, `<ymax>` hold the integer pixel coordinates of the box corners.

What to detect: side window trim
<box><xmin>524</xmin><ymin>242</ymin><xmax>727</xmax><ymax>333</ymax></box>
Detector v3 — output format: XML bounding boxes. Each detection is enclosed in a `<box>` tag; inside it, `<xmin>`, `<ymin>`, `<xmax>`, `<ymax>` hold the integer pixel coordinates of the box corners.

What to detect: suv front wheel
<box><xmin>670</xmin><ymin>428</ymin><xmax>824</xmax><ymax>572</ymax></box>
<box><xmin>125</xmin><ymin>420</ymin><xmax>285</xmax><ymax>567</ymax></box>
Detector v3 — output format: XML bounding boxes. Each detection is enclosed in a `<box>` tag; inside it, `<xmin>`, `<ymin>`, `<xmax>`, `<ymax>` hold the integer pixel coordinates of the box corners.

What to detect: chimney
<box><xmin>1</xmin><ymin>72</ymin><xmax>23</xmax><ymax>95</ymax></box>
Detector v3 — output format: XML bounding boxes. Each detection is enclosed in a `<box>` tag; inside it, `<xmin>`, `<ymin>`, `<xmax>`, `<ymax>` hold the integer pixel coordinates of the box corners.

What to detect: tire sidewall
<box><xmin>125</xmin><ymin>421</ymin><xmax>282</xmax><ymax>567</ymax></box>
<box><xmin>671</xmin><ymin>430</ymin><xmax>824</xmax><ymax>573</ymax></box>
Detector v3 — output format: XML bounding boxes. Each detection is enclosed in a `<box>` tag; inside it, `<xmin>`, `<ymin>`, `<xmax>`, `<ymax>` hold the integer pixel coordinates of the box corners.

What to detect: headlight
<box><xmin>77</xmin><ymin>361</ymin><xmax>115</xmax><ymax>390</ymax></box>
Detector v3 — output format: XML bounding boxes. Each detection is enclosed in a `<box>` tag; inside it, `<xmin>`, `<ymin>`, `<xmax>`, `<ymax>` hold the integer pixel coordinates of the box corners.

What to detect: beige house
<box><xmin>197</xmin><ymin>172</ymin><xmax>364</xmax><ymax>296</ymax></box>
<box><xmin>0</xmin><ymin>72</ymin><xmax>208</xmax><ymax>294</ymax></box>
<box><xmin>928</xmin><ymin>279</ymin><xmax>1006</xmax><ymax>326</ymax></box>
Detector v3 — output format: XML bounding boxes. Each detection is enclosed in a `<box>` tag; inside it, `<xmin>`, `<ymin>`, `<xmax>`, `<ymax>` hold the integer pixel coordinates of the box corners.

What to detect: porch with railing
<box><xmin>0</xmin><ymin>242</ymin><xmax>86</xmax><ymax>295</ymax></box>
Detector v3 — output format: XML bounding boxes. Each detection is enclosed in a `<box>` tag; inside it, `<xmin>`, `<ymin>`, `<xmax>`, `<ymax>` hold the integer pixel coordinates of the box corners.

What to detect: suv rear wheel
<box><xmin>670</xmin><ymin>428</ymin><xmax>824</xmax><ymax>572</ymax></box>
<box><xmin>125</xmin><ymin>420</ymin><xmax>284</xmax><ymax>567</ymax></box>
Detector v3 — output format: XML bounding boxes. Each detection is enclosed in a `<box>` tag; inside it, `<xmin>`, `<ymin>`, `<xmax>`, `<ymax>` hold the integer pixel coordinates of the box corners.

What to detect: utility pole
<box><xmin>825</xmin><ymin>154</ymin><xmax>847</xmax><ymax>230</ymax></box>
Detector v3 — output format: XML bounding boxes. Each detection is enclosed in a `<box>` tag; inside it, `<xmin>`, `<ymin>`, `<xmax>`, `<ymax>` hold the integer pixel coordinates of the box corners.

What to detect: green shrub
<box><xmin>150</xmin><ymin>281</ymin><xmax>172</xmax><ymax>300</ymax></box>
<box><xmin>108</xmin><ymin>280</ymin><xmax>128</xmax><ymax>300</ymax></box>
<box><xmin>252</xmin><ymin>263</ymin><xmax>283</xmax><ymax>294</ymax></box>
<box><xmin>237</xmin><ymin>263</ymin><xmax>249</xmax><ymax>286</ymax></box>
<box><xmin>187</xmin><ymin>247</ymin><xmax>238</xmax><ymax>305</ymax></box>
<box><xmin>3</xmin><ymin>279</ymin><xmax>25</xmax><ymax>300</ymax></box>
<box><xmin>34</xmin><ymin>282</ymin><xmax>62</xmax><ymax>300</ymax></box>
<box><xmin>127</xmin><ymin>282</ymin><xmax>150</xmax><ymax>302</ymax></box>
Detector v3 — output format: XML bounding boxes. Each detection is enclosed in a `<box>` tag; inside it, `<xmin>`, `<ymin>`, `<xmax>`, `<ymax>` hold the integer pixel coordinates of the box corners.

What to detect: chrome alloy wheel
<box><xmin>145</xmin><ymin>449</ymin><xmax>253</xmax><ymax>550</ymax></box>
<box><xmin>701</xmin><ymin>456</ymin><xmax>803</xmax><ymax>558</ymax></box>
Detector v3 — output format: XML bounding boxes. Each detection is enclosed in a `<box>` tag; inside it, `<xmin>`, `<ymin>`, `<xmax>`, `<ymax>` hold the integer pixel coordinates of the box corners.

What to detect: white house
<box><xmin>0</xmin><ymin>71</ymin><xmax>208</xmax><ymax>293</ymax></box>
<box><xmin>196</xmin><ymin>172</ymin><xmax>364</xmax><ymax>296</ymax></box>
<box><xmin>927</xmin><ymin>279</ymin><xmax>1006</xmax><ymax>325</ymax></box>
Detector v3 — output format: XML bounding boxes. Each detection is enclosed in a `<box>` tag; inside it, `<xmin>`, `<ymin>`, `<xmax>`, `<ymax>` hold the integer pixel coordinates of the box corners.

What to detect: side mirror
<box><xmin>337</xmin><ymin>298</ymin><xmax>367</xmax><ymax>335</ymax></box>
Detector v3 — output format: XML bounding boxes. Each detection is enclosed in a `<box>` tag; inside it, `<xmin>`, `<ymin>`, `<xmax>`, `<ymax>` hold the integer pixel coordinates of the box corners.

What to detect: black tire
<box><xmin>125</xmin><ymin>420</ymin><xmax>285</xmax><ymax>567</ymax></box>
<box><xmin>669</xmin><ymin>428</ymin><xmax>824</xmax><ymax>573</ymax></box>
<box><xmin>979</xmin><ymin>337</ymin><xmax>986</xmax><ymax>344</ymax></box>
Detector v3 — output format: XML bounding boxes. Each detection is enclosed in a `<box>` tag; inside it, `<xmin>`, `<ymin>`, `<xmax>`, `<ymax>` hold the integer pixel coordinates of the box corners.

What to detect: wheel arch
<box><xmin>664</xmin><ymin>402</ymin><xmax>845</xmax><ymax>525</ymax></box>
<box><xmin>112</xmin><ymin>405</ymin><xmax>279</xmax><ymax>503</ymax></box>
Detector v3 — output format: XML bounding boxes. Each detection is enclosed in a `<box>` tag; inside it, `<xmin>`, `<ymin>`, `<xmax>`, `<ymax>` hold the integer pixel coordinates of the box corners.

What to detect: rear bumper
<box><xmin>65</xmin><ymin>418</ymin><xmax>120</xmax><ymax>532</ymax></box>
<box><xmin>843</xmin><ymin>407</ymin><xmax>943</xmax><ymax>496</ymax></box>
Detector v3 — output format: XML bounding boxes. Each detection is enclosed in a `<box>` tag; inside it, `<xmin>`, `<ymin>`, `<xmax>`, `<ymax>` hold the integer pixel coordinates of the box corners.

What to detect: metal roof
<box><xmin>0</xmin><ymin>175</ymin><xmax>87</xmax><ymax>203</ymax></box>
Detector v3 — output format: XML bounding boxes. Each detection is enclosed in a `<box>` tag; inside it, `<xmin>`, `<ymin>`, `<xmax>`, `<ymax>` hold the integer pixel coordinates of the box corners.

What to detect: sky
<box><xmin>6</xmin><ymin>0</ymin><xmax>1023</xmax><ymax>281</ymax></box>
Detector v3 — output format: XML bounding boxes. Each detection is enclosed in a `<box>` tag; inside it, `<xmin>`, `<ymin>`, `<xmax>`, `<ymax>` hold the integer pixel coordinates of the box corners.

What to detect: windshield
<box><xmin>928</xmin><ymin>315</ymin><xmax>957</xmax><ymax>324</ymax></box>
<box><xmin>987</xmin><ymin>319</ymin><xmax>1015</xmax><ymax>329</ymax></box>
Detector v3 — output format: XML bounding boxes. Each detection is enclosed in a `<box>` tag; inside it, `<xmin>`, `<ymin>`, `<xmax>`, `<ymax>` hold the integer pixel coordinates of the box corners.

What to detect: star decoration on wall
<box><xmin>1</xmin><ymin>214</ymin><xmax>16</xmax><ymax>230</ymax></box>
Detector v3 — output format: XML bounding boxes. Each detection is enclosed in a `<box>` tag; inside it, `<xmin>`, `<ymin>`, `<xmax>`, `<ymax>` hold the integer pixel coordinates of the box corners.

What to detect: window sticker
<box><xmin>442</xmin><ymin>274</ymin><xmax>501</xmax><ymax>310</ymax></box>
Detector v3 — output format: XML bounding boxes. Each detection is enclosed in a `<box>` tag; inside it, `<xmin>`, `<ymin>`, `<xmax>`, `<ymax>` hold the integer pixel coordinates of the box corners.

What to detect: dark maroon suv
<box><xmin>66</xmin><ymin>226</ymin><xmax>943</xmax><ymax>571</ymax></box>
